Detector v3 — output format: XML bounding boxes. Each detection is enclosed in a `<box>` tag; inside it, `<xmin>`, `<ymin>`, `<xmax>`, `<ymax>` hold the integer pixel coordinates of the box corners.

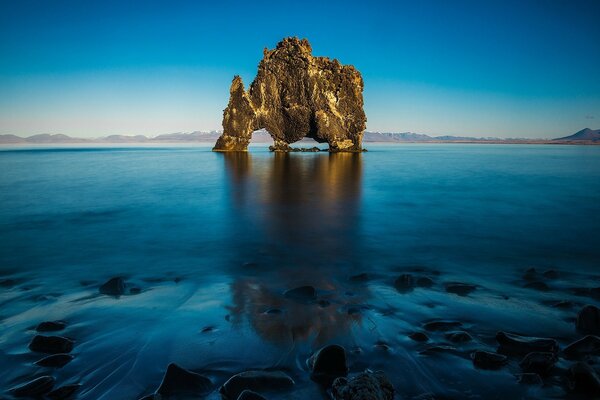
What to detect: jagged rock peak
<box><xmin>213</xmin><ymin>37</ymin><xmax>366</xmax><ymax>152</ymax></box>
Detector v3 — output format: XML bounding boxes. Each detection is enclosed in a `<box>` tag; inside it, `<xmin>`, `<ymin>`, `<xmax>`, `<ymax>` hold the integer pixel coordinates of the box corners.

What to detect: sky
<box><xmin>1</xmin><ymin>0</ymin><xmax>599</xmax><ymax>139</ymax></box>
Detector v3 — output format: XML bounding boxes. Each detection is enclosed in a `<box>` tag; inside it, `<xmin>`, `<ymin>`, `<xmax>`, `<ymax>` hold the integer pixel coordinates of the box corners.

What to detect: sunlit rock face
<box><xmin>213</xmin><ymin>37</ymin><xmax>366</xmax><ymax>152</ymax></box>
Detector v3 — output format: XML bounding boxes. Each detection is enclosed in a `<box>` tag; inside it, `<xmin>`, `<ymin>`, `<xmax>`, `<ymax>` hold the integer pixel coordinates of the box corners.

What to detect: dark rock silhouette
<box><xmin>213</xmin><ymin>37</ymin><xmax>366</xmax><ymax>152</ymax></box>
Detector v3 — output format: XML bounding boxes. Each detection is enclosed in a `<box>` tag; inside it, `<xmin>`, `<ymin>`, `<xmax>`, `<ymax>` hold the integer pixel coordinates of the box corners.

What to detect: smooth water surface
<box><xmin>1</xmin><ymin>144</ymin><xmax>599</xmax><ymax>399</ymax></box>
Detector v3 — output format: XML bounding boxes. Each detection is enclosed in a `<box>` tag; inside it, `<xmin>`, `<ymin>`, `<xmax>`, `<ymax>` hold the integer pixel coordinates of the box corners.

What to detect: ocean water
<box><xmin>1</xmin><ymin>144</ymin><xmax>599</xmax><ymax>399</ymax></box>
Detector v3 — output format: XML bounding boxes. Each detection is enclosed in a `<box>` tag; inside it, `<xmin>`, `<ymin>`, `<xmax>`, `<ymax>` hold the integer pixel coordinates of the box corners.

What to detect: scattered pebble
<box><xmin>563</xmin><ymin>335</ymin><xmax>600</xmax><ymax>360</ymax></box>
<box><xmin>283</xmin><ymin>286</ymin><xmax>316</xmax><ymax>302</ymax></box>
<box><xmin>29</xmin><ymin>335</ymin><xmax>74</xmax><ymax>354</ymax></box>
<box><xmin>36</xmin><ymin>321</ymin><xmax>67</xmax><ymax>332</ymax></box>
<box><xmin>445</xmin><ymin>331</ymin><xmax>473</xmax><ymax>343</ymax></box>
<box><xmin>156</xmin><ymin>363</ymin><xmax>212</xmax><ymax>397</ymax></box>
<box><xmin>332</xmin><ymin>370</ymin><xmax>394</xmax><ymax>400</ymax></box>
<box><xmin>517</xmin><ymin>373</ymin><xmax>543</xmax><ymax>385</ymax></box>
<box><xmin>576</xmin><ymin>304</ymin><xmax>600</xmax><ymax>334</ymax></box>
<box><xmin>471</xmin><ymin>350</ymin><xmax>507</xmax><ymax>370</ymax></box>
<box><xmin>569</xmin><ymin>361</ymin><xmax>600</xmax><ymax>395</ymax></box>
<box><xmin>10</xmin><ymin>376</ymin><xmax>55</xmax><ymax>397</ymax></box>
<box><xmin>408</xmin><ymin>332</ymin><xmax>429</xmax><ymax>342</ymax></box>
<box><xmin>445</xmin><ymin>282</ymin><xmax>476</xmax><ymax>296</ymax></box>
<box><xmin>519</xmin><ymin>352</ymin><xmax>557</xmax><ymax>375</ymax></box>
<box><xmin>35</xmin><ymin>353</ymin><xmax>74</xmax><ymax>368</ymax></box>
<box><xmin>47</xmin><ymin>384</ymin><xmax>81</xmax><ymax>400</ymax></box>
<box><xmin>308</xmin><ymin>344</ymin><xmax>348</xmax><ymax>385</ymax></box>
<box><xmin>423</xmin><ymin>320</ymin><xmax>462</xmax><ymax>332</ymax></box>
<box><xmin>99</xmin><ymin>277</ymin><xmax>126</xmax><ymax>296</ymax></box>
<box><xmin>220</xmin><ymin>370</ymin><xmax>295</xmax><ymax>400</ymax></box>
<box><xmin>496</xmin><ymin>331</ymin><xmax>558</xmax><ymax>355</ymax></box>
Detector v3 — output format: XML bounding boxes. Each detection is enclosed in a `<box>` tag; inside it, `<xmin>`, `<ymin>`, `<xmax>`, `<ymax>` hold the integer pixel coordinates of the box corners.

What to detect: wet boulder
<box><xmin>394</xmin><ymin>274</ymin><xmax>415</xmax><ymax>293</ymax></box>
<box><xmin>496</xmin><ymin>331</ymin><xmax>558</xmax><ymax>356</ymax></box>
<box><xmin>423</xmin><ymin>321</ymin><xmax>462</xmax><ymax>332</ymax></box>
<box><xmin>576</xmin><ymin>304</ymin><xmax>600</xmax><ymax>334</ymax></box>
<box><xmin>10</xmin><ymin>376</ymin><xmax>55</xmax><ymax>397</ymax></box>
<box><xmin>99</xmin><ymin>277</ymin><xmax>126</xmax><ymax>296</ymax></box>
<box><xmin>569</xmin><ymin>362</ymin><xmax>600</xmax><ymax>395</ymax></box>
<box><xmin>237</xmin><ymin>390</ymin><xmax>267</xmax><ymax>400</ymax></box>
<box><xmin>29</xmin><ymin>335</ymin><xmax>74</xmax><ymax>354</ymax></box>
<box><xmin>35</xmin><ymin>321</ymin><xmax>67</xmax><ymax>332</ymax></box>
<box><xmin>220</xmin><ymin>370</ymin><xmax>294</xmax><ymax>400</ymax></box>
<box><xmin>408</xmin><ymin>332</ymin><xmax>429</xmax><ymax>342</ymax></box>
<box><xmin>445</xmin><ymin>331</ymin><xmax>473</xmax><ymax>343</ymax></box>
<box><xmin>471</xmin><ymin>350</ymin><xmax>508</xmax><ymax>370</ymax></box>
<box><xmin>156</xmin><ymin>363</ymin><xmax>212</xmax><ymax>397</ymax></box>
<box><xmin>283</xmin><ymin>285</ymin><xmax>316</xmax><ymax>303</ymax></box>
<box><xmin>519</xmin><ymin>352</ymin><xmax>557</xmax><ymax>375</ymax></box>
<box><xmin>47</xmin><ymin>384</ymin><xmax>81</xmax><ymax>400</ymax></box>
<box><xmin>35</xmin><ymin>353</ymin><xmax>74</xmax><ymax>368</ymax></box>
<box><xmin>308</xmin><ymin>344</ymin><xmax>349</xmax><ymax>385</ymax></box>
<box><xmin>331</xmin><ymin>371</ymin><xmax>394</xmax><ymax>400</ymax></box>
<box><xmin>517</xmin><ymin>373</ymin><xmax>543</xmax><ymax>385</ymax></box>
<box><xmin>445</xmin><ymin>283</ymin><xmax>476</xmax><ymax>296</ymax></box>
<box><xmin>563</xmin><ymin>335</ymin><xmax>600</xmax><ymax>359</ymax></box>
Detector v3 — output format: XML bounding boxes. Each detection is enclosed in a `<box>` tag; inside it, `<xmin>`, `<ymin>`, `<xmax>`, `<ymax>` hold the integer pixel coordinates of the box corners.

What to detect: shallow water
<box><xmin>1</xmin><ymin>144</ymin><xmax>599</xmax><ymax>399</ymax></box>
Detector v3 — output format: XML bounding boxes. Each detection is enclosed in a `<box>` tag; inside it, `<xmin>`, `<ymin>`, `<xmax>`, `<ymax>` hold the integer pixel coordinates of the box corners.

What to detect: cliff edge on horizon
<box><xmin>213</xmin><ymin>37</ymin><xmax>366</xmax><ymax>152</ymax></box>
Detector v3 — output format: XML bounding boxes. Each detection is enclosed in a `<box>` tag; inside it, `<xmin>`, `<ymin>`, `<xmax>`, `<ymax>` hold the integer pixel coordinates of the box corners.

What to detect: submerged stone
<box><xmin>331</xmin><ymin>371</ymin><xmax>394</xmax><ymax>400</ymax></box>
<box><xmin>36</xmin><ymin>321</ymin><xmax>67</xmax><ymax>332</ymax></box>
<box><xmin>517</xmin><ymin>373</ymin><xmax>543</xmax><ymax>385</ymax></box>
<box><xmin>563</xmin><ymin>335</ymin><xmax>600</xmax><ymax>359</ymax></box>
<box><xmin>569</xmin><ymin>362</ymin><xmax>600</xmax><ymax>395</ymax></box>
<box><xmin>156</xmin><ymin>363</ymin><xmax>212</xmax><ymax>397</ymax></box>
<box><xmin>47</xmin><ymin>384</ymin><xmax>81</xmax><ymax>400</ymax></box>
<box><xmin>219</xmin><ymin>370</ymin><xmax>294</xmax><ymax>400</ymax></box>
<box><xmin>29</xmin><ymin>335</ymin><xmax>74</xmax><ymax>354</ymax></box>
<box><xmin>519</xmin><ymin>352</ymin><xmax>557</xmax><ymax>375</ymax></box>
<box><xmin>524</xmin><ymin>281</ymin><xmax>550</xmax><ymax>291</ymax></box>
<box><xmin>576</xmin><ymin>304</ymin><xmax>600</xmax><ymax>334</ymax></box>
<box><xmin>10</xmin><ymin>376</ymin><xmax>55</xmax><ymax>397</ymax></box>
<box><xmin>471</xmin><ymin>350</ymin><xmax>508</xmax><ymax>370</ymax></box>
<box><xmin>308</xmin><ymin>345</ymin><xmax>349</xmax><ymax>385</ymax></box>
<box><xmin>445</xmin><ymin>283</ymin><xmax>476</xmax><ymax>296</ymax></box>
<box><xmin>237</xmin><ymin>390</ymin><xmax>267</xmax><ymax>400</ymax></box>
<box><xmin>445</xmin><ymin>331</ymin><xmax>473</xmax><ymax>343</ymax></box>
<box><xmin>99</xmin><ymin>277</ymin><xmax>126</xmax><ymax>296</ymax></box>
<box><xmin>496</xmin><ymin>331</ymin><xmax>558</xmax><ymax>355</ymax></box>
<box><xmin>283</xmin><ymin>285</ymin><xmax>316</xmax><ymax>302</ymax></box>
<box><xmin>423</xmin><ymin>321</ymin><xmax>462</xmax><ymax>332</ymax></box>
<box><xmin>35</xmin><ymin>353</ymin><xmax>74</xmax><ymax>368</ymax></box>
<box><xmin>408</xmin><ymin>332</ymin><xmax>430</xmax><ymax>342</ymax></box>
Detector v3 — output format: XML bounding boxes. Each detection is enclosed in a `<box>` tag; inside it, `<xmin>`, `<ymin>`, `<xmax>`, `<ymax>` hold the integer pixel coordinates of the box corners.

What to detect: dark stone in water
<box><xmin>563</xmin><ymin>335</ymin><xmax>600</xmax><ymax>359</ymax></box>
<box><xmin>156</xmin><ymin>363</ymin><xmax>212</xmax><ymax>397</ymax></box>
<box><xmin>130</xmin><ymin>287</ymin><xmax>142</xmax><ymax>294</ymax></box>
<box><xmin>551</xmin><ymin>300</ymin><xmax>574</xmax><ymax>309</ymax></box>
<box><xmin>569</xmin><ymin>362</ymin><xmax>600</xmax><ymax>395</ymax></box>
<box><xmin>471</xmin><ymin>350</ymin><xmax>508</xmax><ymax>370</ymax></box>
<box><xmin>570</xmin><ymin>287</ymin><xmax>600</xmax><ymax>300</ymax></box>
<box><xmin>349</xmin><ymin>273</ymin><xmax>369</xmax><ymax>283</ymax></box>
<box><xmin>519</xmin><ymin>352</ymin><xmax>557</xmax><ymax>375</ymax></box>
<box><xmin>423</xmin><ymin>321</ymin><xmax>462</xmax><ymax>331</ymax></box>
<box><xmin>35</xmin><ymin>353</ymin><xmax>74</xmax><ymax>368</ymax></box>
<box><xmin>283</xmin><ymin>285</ymin><xmax>316</xmax><ymax>302</ymax></box>
<box><xmin>517</xmin><ymin>373</ymin><xmax>543</xmax><ymax>385</ymax></box>
<box><xmin>332</xmin><ymin>371</ymin><xmax>394</xmax><ymax>400</ymax></box>
<box><xmin>264</xmin><ymin>308</ymin><xmax>282</xmax><ymax>315</ymax></box>
<box><xmin>445</xmin><ymin>331</ymin><xmax>473</xmax><ymax>343</ymax></box>
<box><xmin>201</xmin><ymin>326</ymin><xmax>215</xmax><ymax>333</ymax></box>
<box><xmin>523</xmin><ymin>267</ymin><xmax>537</xmax><ymax>280</ymax></box>
<box><xmin>237</xmin><ymin>390</ymin><xmax>267</xmax><ymax>400</ymax></box>
<box><xmin>576</xmin><ymin>304</ymin><xmax>600</xmax><ymax>334</ymax></box>
<box><xmin>409</xmin><ymin>332</ymin><xmax>429</xmax><ymax>342</ymax></box>
<box><xmin>524</xmin><ymin>281</ymin><xmax>550</xmax><ymax>291</ymax></box>
<box><xmin>419</xmin><ymin>346</ymin><xmax>459</xmax><ymax>356</ymax></box>
<box><xmin>29</xmin><ymin>335</ymin><xmax>74</xmax><ymax>354</ymax></box>
<box><xmin>220</xmin><ymin>370</ymin><xmax>294</xmax><ymax>400</ymax></box>
<box><xmin>496</xmin><ymin>331</ymin><xmax>558</xmax><ymax>355</ymax></box>
<box><xmin>445</xmin><ymin>283</ymin><xmax>476</xmax><ymax>296</ymax></box>
<box><xmin>10</xmin><ymin>376</ymin><xmax>55</xmax><ymax>397</ymax></box>
<box><xmin>99</xmin><ymin>277</ymin><xmax>125</xmax><ymax>296</ymax></box>
<box><xmin>36</xmin><ymin>321</ymin><xmax>67</xmax><ymax>332</ymax></box>
<box><xmin>416</xmin><ymin>277</ymin><xmax>434</xmax><ymax>288</ymax></box>
<box><xmin>318</xmin><ymin>299</ymin><xmax>331</xmax><ymax>308</ymax></box>
<box><xmin>47</xmin><ymin>384</ymin><xmax>81</xmax><ymax>400</ymax></box>
<box><xmin>394</xmin><ymin>274</ymin><xmax>415</xmax><ymax>293</ymax></box>
<box><xmin>542</xmin><ymin>269</ymin><xmax>559</xmax><ymax>279</ymax></box>
<box><xmin>308</xmin><ymin>344</ymin><xmax>348</xmax><ymax>385</ymax></box>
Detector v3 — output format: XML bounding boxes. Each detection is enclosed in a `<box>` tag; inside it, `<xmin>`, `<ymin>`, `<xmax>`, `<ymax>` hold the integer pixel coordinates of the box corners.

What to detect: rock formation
<box><xmin>213</xmin><ymin>37</ymin><xmax>366</xmax><ymax>152</ymax></box>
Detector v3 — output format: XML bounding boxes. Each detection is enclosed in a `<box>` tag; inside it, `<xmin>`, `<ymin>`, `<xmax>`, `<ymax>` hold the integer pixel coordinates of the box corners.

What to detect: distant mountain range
<box><xmin>1</xmin><ymin>128</ymin><xmax>599</xmax><ymax>145</ymax></box>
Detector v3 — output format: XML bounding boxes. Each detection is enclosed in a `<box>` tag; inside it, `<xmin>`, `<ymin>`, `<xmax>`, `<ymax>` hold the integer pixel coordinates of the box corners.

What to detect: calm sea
<box><xmin>1</xmin><ymin>144</ymin><xmax>599</xmax><ymax>399</ymax></box>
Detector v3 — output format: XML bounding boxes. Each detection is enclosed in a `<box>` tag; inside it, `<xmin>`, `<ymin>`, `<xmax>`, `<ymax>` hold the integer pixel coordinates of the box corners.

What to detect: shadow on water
<box><xmin>220</xmin><ymin>152</ymin><xmax>368</xmax><ymax>347</ymax></box>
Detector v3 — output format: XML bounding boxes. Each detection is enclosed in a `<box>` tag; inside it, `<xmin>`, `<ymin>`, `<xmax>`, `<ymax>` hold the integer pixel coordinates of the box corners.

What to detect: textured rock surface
<box><xmin>213</xmin><ymin>37</ymin><xmax>366</xmax><ymax>152</ymax></box>
<box><xmin>331</xmin><ymin>371</ymin><xmax>394</xmax><ymax>400</ymax></box>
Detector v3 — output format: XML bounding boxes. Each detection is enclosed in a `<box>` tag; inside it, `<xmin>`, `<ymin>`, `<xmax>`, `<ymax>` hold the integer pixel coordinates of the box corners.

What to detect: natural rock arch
<box><xmin>213</xmin><ymin>37</ymin><xmax>366</xmax><ymax>152</ymax></box>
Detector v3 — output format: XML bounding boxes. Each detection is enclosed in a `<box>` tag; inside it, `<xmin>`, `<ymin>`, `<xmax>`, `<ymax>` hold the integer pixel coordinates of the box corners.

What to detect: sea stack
<box><xmin>213</xmin><ymin>37</ymin><xmax>366</xmax><ymax>152</ymax></box>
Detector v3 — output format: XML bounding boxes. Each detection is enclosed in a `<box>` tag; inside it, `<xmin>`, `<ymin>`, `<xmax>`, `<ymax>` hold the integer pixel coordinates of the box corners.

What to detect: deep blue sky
<box><xmin>1</xmin><ymin>0</ymin><xmax>599</xmax><ymax>138</ymax></box>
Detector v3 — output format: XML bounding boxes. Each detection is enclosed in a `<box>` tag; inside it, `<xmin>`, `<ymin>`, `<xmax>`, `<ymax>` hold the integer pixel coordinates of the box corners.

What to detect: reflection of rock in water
<box><xmin>221</xmin><ymin>152</ymin><xmax>367</xmax><ymax>346</ymax></box>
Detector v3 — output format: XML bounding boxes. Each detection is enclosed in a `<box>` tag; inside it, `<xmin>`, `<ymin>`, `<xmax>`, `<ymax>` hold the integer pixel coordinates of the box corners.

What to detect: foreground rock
<box><xmin>156</xmin><ymin>363</ymin><xmax>212</xmax><ymax>397</ymax></box>
<box><xmin>237</xmin><ymin>390</ymin><xmax>267</xmax><ymax>400</ymax></box>
<box><xmin>29</xmin><ymin>335</ymin><xmax>74</xmax><ymax>354</ymax></box>
<box><xmin>569</xmin><ymin>362</ymin><xmax>600</xmax><ymax>395</ymax></box>
<box><xmin>423</xmin><ymin>321</ymin><xmax>462</xmax><ymax>332</ymax></box>
<box><xmin>471</xmin><ymin>350</ymin><xmax>508</xmax><ymax>370</ymax></box>
<box><xmin>220</xmin><ymin>370</ymin><xmax>295</xmax><ymax>400</ymax></box>
<box><xmin>283</xmin><ymin>285</ymin><xmax>316</xmax><ymax>303</ymax></box>
<box><xmin>36</xmin><ymin>321</ymin><xmax>67</xmax><ymax>332</ymax></box>
<box><xmin>331</xmin><ymin>371</ymin><xmax>394</xmax><ymax>400</ymax></box>
<box><xmin>496</xmin><ymin>331</ymin><xmax>558</xmax><ymax>355</ymax></box>
<box><xmin>10</xmin><ymin>376</ymin><xmax>55</xmax><ymax>397</ymax></box>
<box><xmin>576</xmin><ymin>304</ymin><xmax>600</xmax><ymax>334</ymax></box>
<box><xmin>47</xmin><ymin>384</ymin><xmax>81</xmax><ymax>400</ymax></box>
<box><xmin>99</xmin><ymin>277</ymin><xmax>126</xmax><ymax>296</ymax></box>
<box><xmin>519</xmin><ymin>352</ymin><xmax>557</xmax><ymax>375</ymax></box>
<box><xmin>35</xmin><ymin>353</ymin><xmax>74</xmax><ymax>368</ymax></box>
<box><xmin>308</xmin><ymin>344</ymin><xmax>348</xmax><ymax>385</ymax></box>
<box><xmin>213</xmin><ymin>37</ymin><xmax>366</xmax><ymax>152</ymax></box>
<box><xmin>563</xmin><ymin>335</ymin><xmax>600</xmax><ymax>359</ymax></box>
<box><xmin>445</xmin><ymin>282</ymin><xmax>477</xmax><ymax>296</ymax></box>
